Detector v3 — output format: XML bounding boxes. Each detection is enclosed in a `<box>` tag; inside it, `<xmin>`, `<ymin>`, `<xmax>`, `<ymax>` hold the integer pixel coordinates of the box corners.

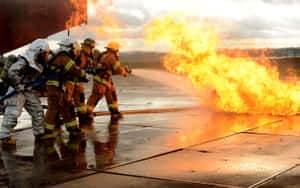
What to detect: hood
<box><xmin>21</xmin><ymin>39</ymin><xmax>49</xmax><ymax>73</ymax></box>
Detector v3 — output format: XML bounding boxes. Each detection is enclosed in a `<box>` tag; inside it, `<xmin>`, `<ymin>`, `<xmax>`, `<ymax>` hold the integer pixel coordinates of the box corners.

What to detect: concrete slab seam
<box><xmin>46</xmin><ymin>149</ymin><xmax>185</xmax><ymax>187</ymax></box>
<box><xmin>101</xmin><ymin>148</ymin><xmax>184</xmax><ymax>171</ymax></box>
<box><xmin>185</xmin><ymin>126</ymin><xmax>259</xmax><ymax>151</ymax></box>
<box><xmin>248</xmin><ymin>163</ymin><xmax>300</xmax><ymax>188</ymax></box>
<box><xmin>119</xmin><ymin>123</ymin><xmax>182</xmax><ymax>130</ymax></box>
<box><xmin>185</xmin><ymin>119</ymin><xmax>283</xmax><ymax>151</ymax></box>
<box><xmin>243</xmin><ymin>131</ymin><xmax>300</xmax><ymax>137</ymax></box>
<box><xmin>47</xmin><ymin>171</ymin><xmax>101</xmax><ymax>187</ymax></box>
<box><xmin>88</xmin><ymin>170</ymin><xmax>243</xmax><ymax>188</ymax></box>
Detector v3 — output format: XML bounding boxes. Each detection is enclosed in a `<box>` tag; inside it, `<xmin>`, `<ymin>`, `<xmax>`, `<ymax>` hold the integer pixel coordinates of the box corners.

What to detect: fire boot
<box><xmin>35</xmin><ymin>130</ymin><xmax>56</xmax><ymax>141</ymax></box>
<box><xmin>55</xmin><ymin>116</ymin><xmax>64</xmax><ymax>130</ymax></box>
<box><xmin>82</xmin><ymin>112</ymin><xmax>94</xmax><ymax>121</ymax></box>
<box><xmin>68</xmin><ymin>127</ymin><xmax>86</xmax><ymax>138</ymax></box>
<box><xmin>78</xmin><ymin>113</ymin><xmax>90</xmax><ymax>123</ymax></box>
<box><xmin>109</xmin><ymin>109</ymin><xmax>123</xmax><ymax>119</ymax></box>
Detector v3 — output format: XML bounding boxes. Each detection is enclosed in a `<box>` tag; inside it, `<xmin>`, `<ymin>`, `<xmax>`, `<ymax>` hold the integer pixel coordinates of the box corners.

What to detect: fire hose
<box><xmin>0</xmin><ymin>65</ymin><xmax>132</xmax><ymax>112</ymax></box>
<box><xmin>0</xmin><ymin>72</ymin><xmax>66</xmax><ymax>112</ymax></box>
<box><xmin>0</xmin><ymin>66</ymin><xmax>100</xmax><ymax>112</ymax></box>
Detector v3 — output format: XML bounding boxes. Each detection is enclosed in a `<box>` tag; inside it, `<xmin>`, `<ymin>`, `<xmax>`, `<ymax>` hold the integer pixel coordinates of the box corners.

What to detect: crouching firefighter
<box><xmin>0</xmin><ymin>39</ymin><xmax>51</xmax><ymax>145</ymax></box>
<box><xmin>86</xmin><ymin>42</ymin><xmax>131</xmax><ymax>120</ymax></box>
<box><xmin>43</xmin><ymin>38</ymin><xmax>88</xmax><ymax>138</ymax></box>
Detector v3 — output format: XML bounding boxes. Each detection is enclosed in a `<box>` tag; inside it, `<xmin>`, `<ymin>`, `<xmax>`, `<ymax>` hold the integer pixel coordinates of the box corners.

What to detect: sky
<box><xmin>9</xmin><ymin>0</ymin><xmax>300</xmax><ymax>54</ymax></box>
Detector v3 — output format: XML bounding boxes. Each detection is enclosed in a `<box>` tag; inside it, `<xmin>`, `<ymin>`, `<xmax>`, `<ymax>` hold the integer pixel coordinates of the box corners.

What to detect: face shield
<box><xmin>36</xmin><ymin>49</ymin><xmax>50</xmax><ymax>66</ymax></box>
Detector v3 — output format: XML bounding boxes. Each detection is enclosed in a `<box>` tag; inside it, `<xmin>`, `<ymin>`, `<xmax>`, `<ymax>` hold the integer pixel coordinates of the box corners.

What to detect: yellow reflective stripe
<box><xmin>113</xmin><ymin>62</ymin><xmax>121</xmax><ymax>71</ymax></box>
<box><xmin>102</xmin><ymin>54</ymin><xmax>107</xmax><ymax>59</ymax></box>
<box><xmin>75</xmin><ymin>82</ymin><xmax>83</xmax><ymax>86</ymax></box>
<box><xmin>47</xmin><ymin>80</ymin><xmax>66</xmax><ymax>91</ymax></box>
<box><xmin>65</xmin><ymin>120</ymin><xmax>78</xmax><ymax>128</ymax></box>
<box><xmin>50</xmin><ymin>65</ymin><xmax>61</xmax><ymax>73</ymax></box>
<box><xmin>65</xmin><ymin>60</ymin><xmax>75</xmax><ymax>71</ymax></box>
<box><xmin>50</xmin><ymin>65</ymin><xmax>58</xmax><ymax>70</ymax></box>
<box><xmin>62</xmin><ymin>86</ymin><xmax>66</xmax><ymax>91</ymax></box>
<box><xmin>50</xmin><ymin>65</ymin><xmax>56</xmax><ymax>70</ymax></box>
<box><xmin>75</xmin><ymin>106</ymin><xmax>86</xmax><ymax>112</ymax></box>
<box><xmin>44</xmin><ymin>122</ymin><xmax>55</xmax><ymax>130</ymax></box>
<box><xmin>46</xmin><ymin>80</ymin><xmax>59</xmax><ymax>87</ymax></box>
<box><xmin>93</xmin><ymin>75</ymin><xmax>110</xmax><ymax>87</ymax></box>
<box><xmin>86</xmin><ymin>105</ymin><xmax>94</xmax><ymax>111</ymax></box>
<box><xmin>81</xmin><ymin>70</ymin><xmax>86</xmax><ymax>77</ymax></box>
<box><xmin>108</xmin><ymin>103</ymin><xmax>118</xmax><ymax>108</ymax></box>
<box><xmin>84</xmin><ymin>40</ymin><xmax>95</xmax><ymax>46</ymax></box>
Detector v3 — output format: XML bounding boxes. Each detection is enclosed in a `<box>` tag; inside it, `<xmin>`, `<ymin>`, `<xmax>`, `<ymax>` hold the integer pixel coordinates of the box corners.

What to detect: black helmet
<box><xmin>82</xmin><ymin>38</ymin><xmax>96</xmax><ymax>48</ymax></box>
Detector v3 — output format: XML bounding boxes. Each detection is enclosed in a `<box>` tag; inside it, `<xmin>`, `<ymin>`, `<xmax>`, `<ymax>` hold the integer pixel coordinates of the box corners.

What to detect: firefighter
<box><xmin>43</xmin><ymin>38</ymin><xmax>88</xmax><ymax>138</ymax></box>
<box><xmin>73</xmin><ymin>38</ymin><xmax>96</xmax><ymax>122</ymax></box>
<box><xmin>0</xmin><ymin>39</ymin><xmax>51</xmax><ymax>145</ymax></box>
<box><xmin>85</xmin><ymin>41</ymin><xmax>129</xmax><ymax>120</ymax></box>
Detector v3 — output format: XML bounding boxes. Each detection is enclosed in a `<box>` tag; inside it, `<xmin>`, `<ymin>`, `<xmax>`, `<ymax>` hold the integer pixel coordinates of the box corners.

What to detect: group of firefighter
<box><xmin>0</xmin><ymin>37</ymin><xmax>131</xmax><ymax>145</ymax></box>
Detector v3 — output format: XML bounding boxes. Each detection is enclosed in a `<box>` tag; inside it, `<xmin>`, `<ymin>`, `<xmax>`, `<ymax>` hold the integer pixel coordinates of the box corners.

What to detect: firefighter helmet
<box><xmin>82</xmin><ymin>38</ymin><xmax>96</xmax><ymax>48</ymax></box>
<box><xmin>106</xmin><ymin>42</ymin><xmax>121</xmax><ymax>51</ymax></box>
<box><xmin>58</xmin><ymin>38</ymin><xmax>80</xmax><ymax>51</ymax></box>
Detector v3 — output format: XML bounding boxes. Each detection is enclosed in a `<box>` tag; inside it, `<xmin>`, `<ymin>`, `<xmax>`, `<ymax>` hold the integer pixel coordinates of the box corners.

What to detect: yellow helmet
<box><xmin>106</xmin><ymin>42</ymin><xmax>121</xmax><ymax>51</ymax></box>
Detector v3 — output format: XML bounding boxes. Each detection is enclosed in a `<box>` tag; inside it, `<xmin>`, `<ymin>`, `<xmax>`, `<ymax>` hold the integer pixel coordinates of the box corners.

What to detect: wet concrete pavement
<box><xmin>0</xmin><ymin>74</ymin><xmax>300</xmax><ymax>187</ymax></box>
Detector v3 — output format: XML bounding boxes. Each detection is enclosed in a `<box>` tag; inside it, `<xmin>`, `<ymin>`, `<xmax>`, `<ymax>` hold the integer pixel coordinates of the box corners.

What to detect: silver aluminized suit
<box><xmin>0</xmin><ymin>58</ymin><xmax>44</xmax><ymax>139</ymax></box>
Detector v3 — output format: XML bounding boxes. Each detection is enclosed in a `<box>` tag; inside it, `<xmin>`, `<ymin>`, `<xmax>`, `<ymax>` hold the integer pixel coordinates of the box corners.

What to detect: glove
<box><xmin>122</xmin><ymin>71</ymin><xmax>128</xmax><ymax>77</ymax></box>
<box><xmin>15</xmin><ymin>84</ymin><xmax>25</xmax><ymax>93</ymax></box>
<box><xmin>85</xmin><ymin>66</ymin><xmax>106</xmax><ymax>75</ymax></box>
<box><xmin>124</xmin><ymin>66</ymin><xmax>132</xmax><ymax>74</ymax></box>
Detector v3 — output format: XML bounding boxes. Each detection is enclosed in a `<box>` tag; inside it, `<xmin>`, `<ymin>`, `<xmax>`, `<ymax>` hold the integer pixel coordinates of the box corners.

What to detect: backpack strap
<box><xmin>46</xmin><ymin>51</ymin><xmax>72</xmax><ymax>74</ymax></box>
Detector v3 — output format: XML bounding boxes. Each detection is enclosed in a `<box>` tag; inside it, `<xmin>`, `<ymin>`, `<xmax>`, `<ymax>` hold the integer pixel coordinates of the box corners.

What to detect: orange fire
<box><xmin>87</xmin><ymin>0</ymin><xmax>127</xmax><ymax>46</ymax></box>
<box><xmin>144</xmin><ymin>13</ymin><xmax>300</xmax><ymax>116</ymax></box>
<box><xmin>66</xmin><ymin>0</ymin><xmax>88</xmax><ymax>29</ymax></box>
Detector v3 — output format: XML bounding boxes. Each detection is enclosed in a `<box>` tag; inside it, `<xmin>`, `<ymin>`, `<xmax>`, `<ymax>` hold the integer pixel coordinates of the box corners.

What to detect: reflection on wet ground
<box><xmin>0</xmin><ymin>76</ymin><xmax>300</xmax><ymax>187</ymax></box>
<box><xmin>0</xmin><ymin>110</ymin><xmax>295</xmax><ymax>187</ymax></box>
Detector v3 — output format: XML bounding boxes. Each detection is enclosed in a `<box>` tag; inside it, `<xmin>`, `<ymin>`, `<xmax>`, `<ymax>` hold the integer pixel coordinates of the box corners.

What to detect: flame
<box><xmin>65</xmin><ymin>0</ymin><xmax>87</xmax><ymax>29</ymax></box>
<box><xmin>87</xmin><ymin>0</ymin><xmax>128</xmax><ymax>46</ymax></box>
<box><xmin>144</xmin><ymin>13</ymin><xmax>300</xmax><ymax>116</ymax></box>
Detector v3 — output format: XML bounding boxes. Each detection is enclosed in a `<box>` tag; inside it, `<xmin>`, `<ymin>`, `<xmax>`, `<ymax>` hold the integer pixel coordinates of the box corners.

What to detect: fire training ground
<box><xmin>2</xmin><ymin>40</ymin><xmax>300</xmax><ymax>187</ymax></box>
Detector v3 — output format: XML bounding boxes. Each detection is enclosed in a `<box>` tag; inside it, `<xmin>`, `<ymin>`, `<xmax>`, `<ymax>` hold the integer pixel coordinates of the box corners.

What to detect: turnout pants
<box><xmin>73</xmin><ymin>82</ymin><xmax>87</xmax><ymax>115</ymax></box>
<box><xmin>86</xmin><ymin>81</ymin><xmax>119</xmax><ymax>114</ymax></box>
<box><xmin>0</xmin><ymin>87</ymin><xmax>44</xmax><ymax>139</ymax></box>
<box><xmin>44</xmin><ymin>85</ymin><xmax>78</xmax><ymax>132</ymax></box>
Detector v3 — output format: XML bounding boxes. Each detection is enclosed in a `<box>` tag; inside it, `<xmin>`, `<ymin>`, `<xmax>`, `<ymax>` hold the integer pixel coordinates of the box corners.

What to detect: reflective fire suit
<box><xmin>86</xmin><ymin>51</ymin><xmax>127</xmax><ymax>114</ymax></box>
<box><xmin>44</xmin><ymin>51</ymin><xmax>86</xmax><ymax>132</ymax></box>
<box><xmin>0</xmin><ymin>58</ymin><xmax>44</xmax><ymax>139</ymax></box>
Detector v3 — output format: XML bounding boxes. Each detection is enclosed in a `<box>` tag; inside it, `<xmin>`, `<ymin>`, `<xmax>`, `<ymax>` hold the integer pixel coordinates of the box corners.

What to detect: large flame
<box><xmin>66</xmin><ymin>0</ymin><xmax>87</xmax><ymax>29</ymax></box>
<box><xmin>87</xmin><ymin>0</ymin><xmax>128</xmax><ymax>46</ymax></box>
<box><xmin>144</xmin><ymin>13</ymin><xmax>300</xmax><ymax>116</ymax></box>
<box><xmin>66</xmin><ymin>0</ymin><xmax>127</xmax><ymax>46</ymax></box>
